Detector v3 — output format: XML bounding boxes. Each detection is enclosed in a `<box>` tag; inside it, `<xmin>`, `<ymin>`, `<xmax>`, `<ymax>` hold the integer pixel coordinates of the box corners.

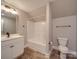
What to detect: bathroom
<box><xmin>1</xmin><ymin>0</ymin><xmax>77</xmax><ymax>59</ymax></box>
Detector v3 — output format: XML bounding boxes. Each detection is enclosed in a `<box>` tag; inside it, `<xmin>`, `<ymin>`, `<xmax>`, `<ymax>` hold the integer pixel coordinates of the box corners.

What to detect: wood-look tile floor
<box><xmin>17</xmin><ymin>47</ymin><xmax>76</xmax><ymax>59</ymax></box>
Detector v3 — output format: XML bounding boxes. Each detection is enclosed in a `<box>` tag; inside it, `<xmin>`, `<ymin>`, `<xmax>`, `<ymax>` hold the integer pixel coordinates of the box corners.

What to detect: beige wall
<box><xmin>51</xmin><ymin>0</ymin><xmax>77</xmax><ymax>18</ymax></box>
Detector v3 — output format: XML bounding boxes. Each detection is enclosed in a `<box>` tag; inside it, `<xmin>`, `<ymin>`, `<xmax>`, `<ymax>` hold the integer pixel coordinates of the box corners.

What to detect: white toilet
<box><xmin>58</xmin><ymin>37</ymin><xmax>68</xmax><ymax>59</ymax></box>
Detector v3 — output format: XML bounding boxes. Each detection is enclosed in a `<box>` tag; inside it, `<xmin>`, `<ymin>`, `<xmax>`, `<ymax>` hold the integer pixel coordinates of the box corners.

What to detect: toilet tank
<box><xmin>58</xmin><ymin>37</ymin><xmax>68</xmax><ymax>46</ymax></box>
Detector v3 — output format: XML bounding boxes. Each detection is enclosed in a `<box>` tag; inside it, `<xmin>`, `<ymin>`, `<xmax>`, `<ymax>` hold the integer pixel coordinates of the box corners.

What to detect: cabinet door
<box><xmin>12</xmin><ymin>38</ymin><xmax>24</xmax><ymax>58</ymax></box>
<box><xmin>1</xmin><ymin>45</ymin><xmax>12</xmax><ymax>59</ymax></box>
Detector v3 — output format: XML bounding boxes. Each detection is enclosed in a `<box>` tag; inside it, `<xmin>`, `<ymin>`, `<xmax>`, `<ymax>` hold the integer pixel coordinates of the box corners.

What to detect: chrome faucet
<box><xmin>6</xmin><ymin>32</ymin><xmax>10</xmax><ymax>38</ymax></box>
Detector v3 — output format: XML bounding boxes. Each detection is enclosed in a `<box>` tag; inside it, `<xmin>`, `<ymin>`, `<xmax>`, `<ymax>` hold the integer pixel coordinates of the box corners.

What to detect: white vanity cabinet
<box><xmin>1</xmin><ymin>36</ymin><xmax>24</xmax><ymax>59</ymax></box>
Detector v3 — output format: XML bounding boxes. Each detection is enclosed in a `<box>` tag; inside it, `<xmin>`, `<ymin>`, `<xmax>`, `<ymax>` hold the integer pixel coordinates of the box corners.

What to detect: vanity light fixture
<box><xmin>1</xmin><ymin>5</ymin><xmax>17</xmax><ymax>15</ymax></box>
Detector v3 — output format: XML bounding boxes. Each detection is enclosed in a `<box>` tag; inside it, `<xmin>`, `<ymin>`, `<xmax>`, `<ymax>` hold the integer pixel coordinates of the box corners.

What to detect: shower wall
<box><xmin>26</xmin><ymin>21</ymin><xmax>35</xmax><ymax>39</ymax></box>
<box><xmin>27</xmin><ymin>21</ymin><xmax>46</xmax><ymax>45</ymax></box>
<box><xmin>26</xmin><ymin>21</ymin><xmax>47</xmax><ymax>54</ymax></box>
<box><xmin>34</xmin><ymin>22</ymin><xmax>46</xmax><ymax>44</ymax></box>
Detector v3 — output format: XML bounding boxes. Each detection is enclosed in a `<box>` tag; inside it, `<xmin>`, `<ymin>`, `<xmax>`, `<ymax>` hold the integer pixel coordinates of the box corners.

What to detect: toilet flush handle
<box><xmin>48</xmin><ymin>41</ymin><xmax>53</xmax><ymax>45</ymax></box>
<box><xmin>48</xmin><ymin>41</ymin><xmax>51</xmax><ymax>45</ymax></box>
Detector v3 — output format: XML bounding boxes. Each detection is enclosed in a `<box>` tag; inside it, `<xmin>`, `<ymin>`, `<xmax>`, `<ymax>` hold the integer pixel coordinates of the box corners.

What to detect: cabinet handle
<box><xmin>10</xmin><ymin>45</ymin><xmax>14</xmax><ymax>48</ymax></box>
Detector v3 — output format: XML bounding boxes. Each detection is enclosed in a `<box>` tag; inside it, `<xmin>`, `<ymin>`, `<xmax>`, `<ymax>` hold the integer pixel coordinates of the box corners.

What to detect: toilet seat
<box><xmin>58</xmin><ymin>46</ymin><xmax>68</xmax><ymax>53</ymax></box>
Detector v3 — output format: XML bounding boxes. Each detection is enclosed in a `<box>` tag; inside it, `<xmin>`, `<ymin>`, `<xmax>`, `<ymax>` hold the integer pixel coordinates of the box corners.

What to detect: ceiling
<box><xmin>5</xmin><ymin>0</ymin><xmax>53</xmax><ymax>12</ymax></box>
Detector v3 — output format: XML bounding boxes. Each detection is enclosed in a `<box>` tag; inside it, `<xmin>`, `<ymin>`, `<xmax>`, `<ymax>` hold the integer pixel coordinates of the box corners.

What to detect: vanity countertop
<box><xmin>1</xmin><ymin>34</ymin><xmax>24</xmax><ymax>42</ymax></box>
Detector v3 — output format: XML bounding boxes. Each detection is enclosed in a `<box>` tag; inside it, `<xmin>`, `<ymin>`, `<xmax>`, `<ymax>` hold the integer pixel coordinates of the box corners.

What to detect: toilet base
<box><xmin>60</xmin><ymin>53</ymin><xmax>66</xmax><ymax>59</ymax></box>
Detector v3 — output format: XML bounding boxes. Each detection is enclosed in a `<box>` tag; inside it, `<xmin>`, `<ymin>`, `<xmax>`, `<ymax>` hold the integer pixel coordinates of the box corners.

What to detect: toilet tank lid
<box><xmin>57</xmin><ymin>37</ymin><xmax>68</xmax><ymax>40</ymax></box>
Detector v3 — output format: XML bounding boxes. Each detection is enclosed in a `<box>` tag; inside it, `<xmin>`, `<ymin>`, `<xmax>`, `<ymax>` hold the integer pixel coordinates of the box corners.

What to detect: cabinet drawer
<box><xmin>1</xmin><ymin>40</ymin><xmax>12</xmax><ymax>47</ymax></box>
<box><xmin>1</xmin><ymin>37</ymin><xmax>24</xmax><ymax>47</ymax></box>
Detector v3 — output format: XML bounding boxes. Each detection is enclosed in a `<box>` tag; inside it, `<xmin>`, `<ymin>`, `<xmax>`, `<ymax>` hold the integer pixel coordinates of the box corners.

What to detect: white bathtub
<box><xmin>26</xmin><ymin>39</ymin><xmax>48</xmax><ymax>55</ymax></box>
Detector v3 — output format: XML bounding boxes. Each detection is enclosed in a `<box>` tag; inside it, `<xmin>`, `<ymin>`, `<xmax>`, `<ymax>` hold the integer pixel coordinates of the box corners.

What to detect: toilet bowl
<box><xmin>58</xmin><ymin>46</ymin><xmax>68</xmax><ymax>53</ymax></box>
<box><xmin>58</xmin><ymin>37</ymin><xmax>68</xmax><ymax>59</ymax></box>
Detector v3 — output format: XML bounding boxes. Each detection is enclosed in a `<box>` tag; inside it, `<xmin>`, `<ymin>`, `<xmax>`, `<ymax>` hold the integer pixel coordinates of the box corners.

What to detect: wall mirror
<box><xmin>1</xmin><ymin>3</ymin><xmax>18</xmax><ymax>35</ymax></box>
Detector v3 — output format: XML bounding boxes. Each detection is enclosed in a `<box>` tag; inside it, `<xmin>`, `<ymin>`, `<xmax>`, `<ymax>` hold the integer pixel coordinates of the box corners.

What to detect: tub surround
<box><xmin>26</xmin><ymin>21</ymin><xmax>47</xmax><ymax>55</ymax></box>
